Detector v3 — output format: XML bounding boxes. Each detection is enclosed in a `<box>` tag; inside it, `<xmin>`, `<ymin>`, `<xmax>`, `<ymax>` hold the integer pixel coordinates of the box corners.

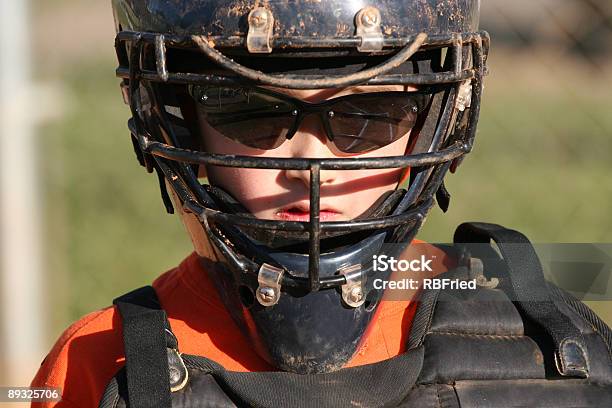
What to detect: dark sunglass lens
<box><xmin>191</xmin><ymin>86</ymin><xmax>297</xmax><ymax>150</ymax></box>
<box><xmin>327</xmin><ymin>93</ymin><xmax>425</xmax><ymax>153</ymax></box>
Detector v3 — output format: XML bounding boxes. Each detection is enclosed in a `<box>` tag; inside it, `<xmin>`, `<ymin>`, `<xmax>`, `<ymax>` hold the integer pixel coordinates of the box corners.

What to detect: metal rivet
<box><xmin>291</xmin><ymin>109</ymin><xmax>298</xmax><ymax>116</ymax></box>
<box><xmin>355</xmin><ymin>6</ymin><xmax>383</xmax><ymax>52</ymax></box>
<box><xmin>258</xmin><ymin>286</ymin><xmax>276</xmax><ymax>302</ymax></box>
<box><xmin>360</xmin><ymin>7</ymin><xmax>380</xmax><ymax>27</ymax></box>
<box><xmin>201</xmin><ymin>94</ymin><xmax>208</xmax><ymax>102</ymax></box>
<box><xmin>412</xmin><ymin>106</ymin><xmax>418</xmax><ymax>113</ymax></box>
<box><xmin>256</xmin><ymin>263</ymin><xmax>283</xmax><ymax>306</ymax></box>
<box><xmin>249</xmin><ymin>8</ymin><xmax>269</xmax><ymax>28</ymax></box>
<box><xmin>328</xmin><ymin>111</ymin><xmax>335</xmax><ymax>118</ymax></box>
<box><xmin>349</xmin><ymin>287</ymin><xmax>363</xmax><ymax>303</ymax></box>
<box><xmin>339</xmin><ymin>264</ymin><xmax>365</xmax><ymax>308</ymax></box>
<box><xmin>169</xmin><ymin>366</ymin><xmax>181</xmax><ymax>383</ymax></box>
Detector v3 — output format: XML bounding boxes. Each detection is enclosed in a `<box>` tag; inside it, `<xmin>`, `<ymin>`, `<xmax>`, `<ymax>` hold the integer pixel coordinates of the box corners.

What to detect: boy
<box><xmin>32</xmin><ymin>1</ymin><xmax>612</xmax><ymax>407</ymax></box>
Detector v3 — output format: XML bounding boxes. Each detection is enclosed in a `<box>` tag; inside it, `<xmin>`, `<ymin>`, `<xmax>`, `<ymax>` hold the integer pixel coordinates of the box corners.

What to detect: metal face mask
<box><xmin>111</xmin><ymin>0</ymin><xmax>489</xmax><ymax>374</ymax></box>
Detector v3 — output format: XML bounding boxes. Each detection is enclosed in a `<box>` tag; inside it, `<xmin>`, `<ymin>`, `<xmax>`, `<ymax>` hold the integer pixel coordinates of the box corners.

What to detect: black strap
<box><xmin>435</xmin><ymin>181</ymin><xmax>451</xmax><ymax>213</ymax></box>
<box><xmin>113</xmin><ymin>286</ymin><xmax>173</xmax><ymax>408</ymax></box>
<box><xmin>181</xmin><ymin>347</ymin><xmax>425</xmax><ymax>408</ymax></box>
<box><xmin>454</xmin><ymin>222</ymin><xmax>589</xmax><ymax>377</ymax></box>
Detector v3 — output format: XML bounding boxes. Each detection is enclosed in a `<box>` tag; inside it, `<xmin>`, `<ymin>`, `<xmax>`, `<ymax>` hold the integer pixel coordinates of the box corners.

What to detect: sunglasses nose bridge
<box><xmin>286</xmin><ymin>108</ymin><xmax>334</xmax><ymax>144</ymax></box>
<box><xmin>290</xmin><ymin>101</ymin><xmax>337</xmax><ymax>146</ymax></box>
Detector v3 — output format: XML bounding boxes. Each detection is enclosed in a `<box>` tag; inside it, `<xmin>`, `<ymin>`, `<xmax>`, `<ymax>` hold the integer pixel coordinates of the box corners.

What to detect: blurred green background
<box><xmin>32</xmin><ymin>0</ymin><xmax>611</xmax><ymax>341</ymax></box>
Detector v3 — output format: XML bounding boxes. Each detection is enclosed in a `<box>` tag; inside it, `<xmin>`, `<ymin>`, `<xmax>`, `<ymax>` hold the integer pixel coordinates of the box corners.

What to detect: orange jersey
<box><xmin>31</xmin><ymin>242</ymin><xmax>454</xmax><ymax>407</ymax></box>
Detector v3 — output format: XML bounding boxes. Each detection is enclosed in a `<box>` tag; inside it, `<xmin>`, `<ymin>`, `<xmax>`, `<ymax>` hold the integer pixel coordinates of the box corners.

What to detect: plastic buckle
<box><xmin>247</xmin><ymin>7</ymin><xmax>274</xmax><ymax>53</ymax></box>
<box><xmin>355</xmin><ymin>6</ymin><xmax>384</xmax><ymax>53</ymax></box>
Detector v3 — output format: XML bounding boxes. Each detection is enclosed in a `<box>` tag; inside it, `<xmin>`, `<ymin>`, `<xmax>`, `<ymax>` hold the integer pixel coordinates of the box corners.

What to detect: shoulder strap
<box><xmin>453</xmin><ymin>222</ymin><xmax>589</xmax><ymax>377</ymax></box>
<box><xmin>113</xmin><ymin>285</ymin><xmax>174</xmax><ymax>408</ymax></box>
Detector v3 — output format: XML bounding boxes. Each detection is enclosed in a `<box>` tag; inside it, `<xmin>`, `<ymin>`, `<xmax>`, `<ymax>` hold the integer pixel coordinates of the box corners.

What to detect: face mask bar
<box><xmin>116</xmin><ymin>31</ymin><xmax>489</xmax><ymax>88</ymax></box>
<box><xmin>118</xmin><ymin>30</ymin><xmax>489</xmax><ymax>293</ymax></box>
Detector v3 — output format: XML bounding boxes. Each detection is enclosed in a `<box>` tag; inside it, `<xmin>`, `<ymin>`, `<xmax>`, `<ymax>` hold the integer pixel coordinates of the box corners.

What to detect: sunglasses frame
<box><xmin>189</xmin><ymin>85</ymin><xmax>434</xmax><ymax>153</ymax></box>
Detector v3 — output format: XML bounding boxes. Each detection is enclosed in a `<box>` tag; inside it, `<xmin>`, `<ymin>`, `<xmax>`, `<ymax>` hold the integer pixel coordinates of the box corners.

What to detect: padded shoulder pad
<box><xmin>414</xmin><ymin>268</ymin><xmax>546</xmax><ymax>383</ymax></box>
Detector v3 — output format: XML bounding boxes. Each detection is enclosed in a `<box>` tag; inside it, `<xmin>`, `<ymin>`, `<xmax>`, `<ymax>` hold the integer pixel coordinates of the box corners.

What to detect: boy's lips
<box><xmin>276</xmin><ymin>204</ymin><xmax>341</xmax><ymax>222</ymax></box>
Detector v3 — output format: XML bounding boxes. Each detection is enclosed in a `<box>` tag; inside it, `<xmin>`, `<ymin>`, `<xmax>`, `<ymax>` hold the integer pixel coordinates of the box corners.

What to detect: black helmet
<box><xmin>111</xmin><ymin>0</ymin><xmax>489</xmax><ymax>373</ymax></box>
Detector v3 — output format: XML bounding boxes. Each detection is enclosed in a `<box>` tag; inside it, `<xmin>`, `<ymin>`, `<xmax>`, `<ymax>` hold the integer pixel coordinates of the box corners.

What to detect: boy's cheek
<box><xmin>208</xmin><ymin>167</ymin><xmax>282</xmax><ymax>202</ymax></box>
<box><xmin>339</xmin><ymin>169</ymin><xmax>405</xmax><ymax>192</ymax></box>
<box><xmin>340</xmin><ymin>170</ymin><xmax>406</xmax><ymax>217</ymax></box>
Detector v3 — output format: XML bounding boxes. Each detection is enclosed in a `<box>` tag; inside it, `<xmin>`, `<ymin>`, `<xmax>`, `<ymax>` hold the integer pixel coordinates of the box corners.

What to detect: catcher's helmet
<box><xmin>111</xmin><ymin>0</ymin><xmax>489</xmax><ymax>373</ymax></box>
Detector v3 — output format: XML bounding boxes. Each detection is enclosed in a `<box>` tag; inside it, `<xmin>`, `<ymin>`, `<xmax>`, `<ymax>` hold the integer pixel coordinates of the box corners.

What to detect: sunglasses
<box><xmin>189</xmin><ymin>86</ymin><xmax>431</xmax><ymax>154</ymax></box>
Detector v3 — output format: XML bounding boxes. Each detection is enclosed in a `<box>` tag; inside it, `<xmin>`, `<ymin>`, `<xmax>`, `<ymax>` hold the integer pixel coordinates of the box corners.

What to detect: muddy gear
<box><xmin>99</xmin><ymin>223</ymin><xmax>612</xmax><ymax>407</ymax></box>
<box><xmin>111</xmin><ymin>0</ymin><xmax>489</xmax><ymax>372</ymax></box>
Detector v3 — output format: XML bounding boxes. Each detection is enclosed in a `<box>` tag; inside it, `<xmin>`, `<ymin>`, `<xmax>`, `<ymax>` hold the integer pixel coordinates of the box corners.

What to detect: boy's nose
<box><xmin>284</xmin><ymin>167</ymin><xmax>336</xmax><ymax>189</ymax></box>
<box><xmin>284</xmin><ymin>116</ymin><xmax>337</xmax><ymax>187</ymax></box>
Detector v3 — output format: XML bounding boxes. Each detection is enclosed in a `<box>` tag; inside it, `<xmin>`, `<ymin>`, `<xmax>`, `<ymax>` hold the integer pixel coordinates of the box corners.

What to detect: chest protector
<box><xmin>99</xmin><ymin>223</ymin><xmax>612</xmax><ymax>407</ymax></box>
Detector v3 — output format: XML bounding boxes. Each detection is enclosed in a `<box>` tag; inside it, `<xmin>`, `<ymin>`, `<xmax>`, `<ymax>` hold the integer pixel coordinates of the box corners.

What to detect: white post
<box><xmin>0</xmin><ymin>0</ymin><xmax>45</xmax><ymax>388</ymax></box>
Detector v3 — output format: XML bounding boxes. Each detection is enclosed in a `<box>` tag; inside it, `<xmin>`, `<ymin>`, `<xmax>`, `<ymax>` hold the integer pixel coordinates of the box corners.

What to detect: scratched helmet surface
<box><xmin>112</xmin><ymin>0</ymin><xmax>480</xmax><ymax>37</ymax></box>
<box><xmin>111</xmin><ymin>0</ymin><xmax>488</xmax><ymax>373</ymax></box>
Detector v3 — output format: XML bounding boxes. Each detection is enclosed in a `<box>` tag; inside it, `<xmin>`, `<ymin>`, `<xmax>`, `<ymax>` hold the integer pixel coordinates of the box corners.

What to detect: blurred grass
<box><xmin>39</xmin><ymin>52</ymin><xmax>612</xmax><ymax>334</ymax></box>
<box><xmin>419</xmin><ymin>51</ymin><xmax>612</xmax><ymax>243</ymax></box>
<box><xmin>41</xmin><ymin>59</ymin><xmax>190</xmax><ymax>325</ymax></box>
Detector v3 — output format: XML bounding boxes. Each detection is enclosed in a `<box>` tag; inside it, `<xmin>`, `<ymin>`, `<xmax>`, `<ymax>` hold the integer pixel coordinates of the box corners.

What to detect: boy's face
<box><xmin>198</xmin><ymin>85</ymin><xmax>416</xmax><ymax>222</ymax></box>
